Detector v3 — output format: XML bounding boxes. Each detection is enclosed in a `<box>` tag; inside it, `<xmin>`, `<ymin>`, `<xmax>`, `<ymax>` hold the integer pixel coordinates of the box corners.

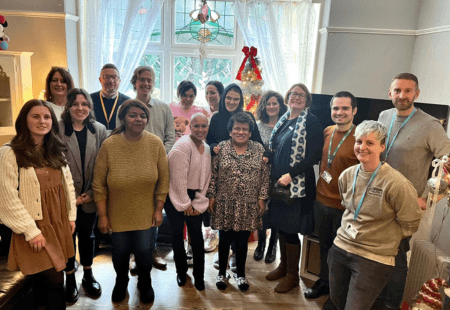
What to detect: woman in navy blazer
<box><xmin>58</xmin><ymin>88</ymin><xmax>108</xmax><ymax>303</ymax></box>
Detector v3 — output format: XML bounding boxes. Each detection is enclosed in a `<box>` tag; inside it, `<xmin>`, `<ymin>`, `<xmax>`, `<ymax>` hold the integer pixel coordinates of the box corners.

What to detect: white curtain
<box><xmin>79</xmin><ymin>0</ymin><xmax>164</xmax><ymax>93</ymax></box>
<box><xmin>234</xmin><ymin>0</ymin><xmax>316</xmax><ymax>95</ymax></box>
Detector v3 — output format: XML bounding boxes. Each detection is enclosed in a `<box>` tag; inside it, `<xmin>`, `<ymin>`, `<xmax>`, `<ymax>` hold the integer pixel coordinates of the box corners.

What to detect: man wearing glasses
<box><xmin>91</xmin><ymin>63</ymin><xmax>131</xmax><ymax>130</ymax></box>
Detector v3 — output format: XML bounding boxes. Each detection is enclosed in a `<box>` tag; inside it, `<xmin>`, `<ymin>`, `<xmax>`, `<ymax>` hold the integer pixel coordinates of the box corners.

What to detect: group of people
<box><xmin>0</xmin><ymin>63</ymin><xmax>447</xmax><ymax>310</ymax></box>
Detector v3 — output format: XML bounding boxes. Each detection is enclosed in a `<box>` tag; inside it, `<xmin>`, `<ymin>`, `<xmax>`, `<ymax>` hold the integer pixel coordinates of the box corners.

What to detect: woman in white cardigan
<box><xmin>164</xmin><ymin>113</ymin><xmax>211</xmax><ymax>291</ymax></box>
<box><xmin>0</xmin><ymin>99</ymin><xmax>77</xmax><ymax>310</ymax></box>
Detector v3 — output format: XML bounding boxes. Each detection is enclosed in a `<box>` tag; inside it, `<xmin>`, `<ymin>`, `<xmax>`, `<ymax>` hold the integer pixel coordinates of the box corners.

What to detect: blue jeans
<box><xmin>328</xmin><ymin>244</ymin><xmax>394</xmax><ymax>310</ymax></box>
<box><xmin>111</xmin><ymin>228</ymin><xmax>154</xmax><ymax>281</ymax></box>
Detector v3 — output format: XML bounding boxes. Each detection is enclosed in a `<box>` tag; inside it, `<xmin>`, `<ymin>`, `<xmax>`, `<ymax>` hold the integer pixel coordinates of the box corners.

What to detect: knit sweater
<box><xmin>0</xmin><ymin>146</ymin><xmax>77</xmax><ymax>241</ymax></box>
<box><xmin>167</xmin><ymin>135</ymin><xmax>211</xmax><ymax>213</ymax></box>
<box><xmin>92</xmin><ymin>131</ymin><xmax>169</xmax><ymax>232</ymax></box>
<box><xmin>335</xmin><ymin>163</ymin><xmax>422</xmax><ymax>266</ymax></box>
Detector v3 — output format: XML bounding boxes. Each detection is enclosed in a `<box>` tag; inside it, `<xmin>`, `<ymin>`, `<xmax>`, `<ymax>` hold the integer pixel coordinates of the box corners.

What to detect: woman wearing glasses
<box><xmin>45</xmin><ymin>67</ymin><xmax>74</xmax><ymax>120</ymax></box>
<box><xmin>265</xmin><ymin>83</ymin><xmax>323</xmax><ymax>293</ymax></box>
<box><xmin>170</xmin><ymin>81</ymin><xmax>210</xmax><ymax>141</ymax></box>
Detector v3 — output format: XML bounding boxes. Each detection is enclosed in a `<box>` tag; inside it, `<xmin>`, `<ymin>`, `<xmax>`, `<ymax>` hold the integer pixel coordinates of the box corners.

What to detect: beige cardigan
<box><xmin>0</xmin><ymin>146</ymin><xmax>77</xmax><ymax>241</ymax></box>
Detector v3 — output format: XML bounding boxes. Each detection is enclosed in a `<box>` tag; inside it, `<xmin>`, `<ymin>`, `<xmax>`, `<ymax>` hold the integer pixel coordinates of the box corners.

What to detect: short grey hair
<box><xmin>354</xmin><ymin>120</ymin><xmax>387</xmax><ymax>145</ymax></box>
<box><xmin>191</xmin><ymin>112</ymin><xmax>209</xmax><ymax>125</ymax></box>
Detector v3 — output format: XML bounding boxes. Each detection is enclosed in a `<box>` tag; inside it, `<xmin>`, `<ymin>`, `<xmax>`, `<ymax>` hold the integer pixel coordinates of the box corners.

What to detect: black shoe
<box><xmin>82</xmin><ymin>276</ymin><xmax>102</xmax><ymax>297</ymax></box>
<box><xmin>177</xmin><ymin>273</ymin><xmax>187</xmax><ymax>287</ymax></box>
<box><xmin>112</xmin><ymin>278</ymin><xmax>128</xmax><ymax>303</ymax></box>
<box><xmin>304</xmin><ymin>279</ymin><xmax>329</xmax><ymax>299</ymax></box>
<box><xmin>138</xmin><ymin>279</ymin><xmax>155</xmax><ymax>303</ymax></box>
<box><xmin>322</xmin><ymin>297</ymin><xmax>337</xmax><ymax>310</ymax></box>
<box><xmin>194</xmin><ymin>278</ymin><xmax>205</xmax><ymax>291</ymax></box>
<box><xmin>265</xmin><ymin>244</ymin><xmax>277</xmax><ymax>263</ymax></box>
<box><xmin>253</xmin><ymin>241</ymin><xmax>266</xmax><ymax>261</ymax></box>
<box><xmin>65</xmin><ymin>273</ymin><xmax>79</xmax><ymax>303</ymax></box>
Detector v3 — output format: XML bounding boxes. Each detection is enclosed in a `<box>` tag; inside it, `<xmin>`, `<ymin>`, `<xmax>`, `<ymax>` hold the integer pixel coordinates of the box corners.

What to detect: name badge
<box><xmin>289</xmin><ymin>126</ymin><xmax>294</xmax><ymax>131</ymax></box>
<box><xmin>345</xmin><ymin>223</ymin><xmax>358</xmax><ymax>239</ymax></box>
<box><xmin>321</xmin><ymin>171</ymin><xmax>332</xmax><ymax>184</ymax></box>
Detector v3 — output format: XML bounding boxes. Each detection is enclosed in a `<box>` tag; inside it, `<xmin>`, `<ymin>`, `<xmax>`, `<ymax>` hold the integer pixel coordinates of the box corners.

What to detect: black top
<box><xmin>74</xmin><ymin>125</ymin><xmax>87</xmax><ymax>191</ymax></box>
<box><xmin>90</xmin><ymin>91</ymin><xmax>130</xmax><ymax>130</ymax></box>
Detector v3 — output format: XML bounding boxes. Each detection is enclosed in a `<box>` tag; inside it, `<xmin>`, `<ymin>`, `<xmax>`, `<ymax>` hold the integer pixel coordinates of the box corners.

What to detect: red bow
<box><xmin>235</xmin><ymin>46</ymin><xmax>262</xmax><ymax>81</ymax></box>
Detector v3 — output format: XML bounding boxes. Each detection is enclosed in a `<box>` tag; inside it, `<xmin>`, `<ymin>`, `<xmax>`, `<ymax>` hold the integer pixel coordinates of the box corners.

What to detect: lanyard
<box><xmin>351</xmin><ymin>162</ymin><xmax>382</xmax><ymax>221</ymax></box>
<box><xmin>327</xmin><ymin>124</ymin><xmax>354</xmax><ymax>169</ymax></box>
<box><xmin>385</xmin><ymin>108</ymin><xmax>416</xmax><ymax>160</ymax></box>
<box><xmin>99</xmin><ymin>91</ymin><xmax>119</xmax><ymax>129</ymax></box>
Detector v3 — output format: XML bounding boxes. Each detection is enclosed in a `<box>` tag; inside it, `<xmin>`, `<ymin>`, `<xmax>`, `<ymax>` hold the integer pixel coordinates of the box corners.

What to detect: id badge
<box><xmin>321</xmin><ymin>171</ymin><xmax>332</xmax><ymax>184</ymax></box>
<box><xmin>344</xmin><ymin>223</ymin><xmax>358</xmax><ymax>239</ymax></box>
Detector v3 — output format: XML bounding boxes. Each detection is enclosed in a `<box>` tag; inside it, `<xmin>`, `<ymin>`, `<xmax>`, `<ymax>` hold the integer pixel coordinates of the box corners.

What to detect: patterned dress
<box><xmin>207</xmin><ymin>140</ymin><xmax>269</xmax><ymax>231</ymax></box>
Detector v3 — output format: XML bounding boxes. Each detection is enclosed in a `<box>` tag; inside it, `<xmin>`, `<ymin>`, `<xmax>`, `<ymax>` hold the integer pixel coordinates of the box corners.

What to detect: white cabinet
<box><xmin>0</xmin><ymin>51</ymin><xmax>33</xmax><ymax>136</ymax></box>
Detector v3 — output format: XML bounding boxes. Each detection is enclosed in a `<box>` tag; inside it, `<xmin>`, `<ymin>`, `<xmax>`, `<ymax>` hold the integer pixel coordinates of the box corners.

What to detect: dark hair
<box><xmin>218</xmin><ymin>83</ymin><xmax>244</xmax><ymax>115</ymax></box>
<box><xmin>227</xmin><ymin>111</ymin><xmax>255</xmax><ymax>133</ymax></box>
<box><xmin>256</xmin><ymin>90</ymin><xmax>287</xmax><ymax>123</ymax></box>
<box><xmin>329</xmin><ymin>91</ymin><xmax>357</xmax><ymax>109</ymax></box>
<box><xmin>393</xmin><ymin>73</ymin><xmax>419</xmax><ymax>90</ymax></box>
<box><xmin>206</xmin><ymin>81</ymin><xmax>224</xmax><ymax>97</ymax></box>
<box><xmin>44</xmin><ymin>67</ymin><xmax>74</xmax><ymax>102</ymax></box>
<box><xmin>130</xmin><ymin>66</ymin><xmax>155</xmax><ymax>91</ymax></box>
<box><xmin>61</xmin><ymin>88</ymin><xmax>96</xmax><ymax>124</ymax></box>
<box><xmin>111</xmin><ymin>99</ymin><xmax>150</xmax><ymax>135</ymax></box>
<box><xmin>10</xmin><ymin>99</ymin><xmax>67</xmax><ymax>169</ymax></box>
<box><xmin>100</xmin><ymin>63</ymin><xmax>120</xmax><ymax>77</ymax></box>
<box><xmin>285</xmin><ymin>83</ymin><xmax>312</xmax><ymax>108</ymax></box>
<box><xmin>177</xmin><ymin>80</ymin><xmax>197</xmax><ymax>98</ymax></box>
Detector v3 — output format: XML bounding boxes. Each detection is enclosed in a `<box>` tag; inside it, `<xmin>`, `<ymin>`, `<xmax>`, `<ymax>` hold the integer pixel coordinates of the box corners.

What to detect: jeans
<box><xmin>164</xmin><ymin>199</ymin><xmax>205</xmax><ymax>279</ymax></box>
<box><xmin>314</xmin><ymin>200</ymin><xmax>343</xmax><ymax>286</ymax></box>
<box><xmin>111</xmin><ymin>228</ymin><xmax>154</xmax><ymax>281</ymax></box>
<box><xmin>66</xmin><ymin>207</ymin><xmax>97</xmax><ymax>271</ymax></box>
<box><xmin>218</xmin><ymin>230</ymin><xmax>251</xmax><ymax>278</ymax></box>
<box><xmin>328</xmin><ymin>244</ymin><xmax>394</xmax><ymax>310</ymax></box>
<box><xmin>379</xmin><ymin>236</ymin><xmax>411</xmax><ymax>308</ymax></box>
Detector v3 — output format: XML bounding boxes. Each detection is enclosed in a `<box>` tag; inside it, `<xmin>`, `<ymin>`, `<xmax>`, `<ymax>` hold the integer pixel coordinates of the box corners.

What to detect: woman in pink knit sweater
<box><xmin>164</xmin><ymin>113</ymin><xmax>211</xmax><ymax>291</ymax></box>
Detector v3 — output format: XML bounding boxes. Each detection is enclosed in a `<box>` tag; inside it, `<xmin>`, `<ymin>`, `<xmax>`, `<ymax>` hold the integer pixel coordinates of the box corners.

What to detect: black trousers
<box><xmin>66</xmin><ymin>207</ymin><xmax>97</xmax><ymax>271</ymax></box>
<box><xmin>32</xmin><ymin>268</ymin><xmax>65</xmax><ymax>309</ymax></box>
<box><xmin>165</xmin><ymin>198</ymin><xmax>205</xmax><ymax>279</ymax></box>
<box><xmin>218</xmin><ymin>230</ymin><xmax>251</xmax><ymax>278</ymax></box>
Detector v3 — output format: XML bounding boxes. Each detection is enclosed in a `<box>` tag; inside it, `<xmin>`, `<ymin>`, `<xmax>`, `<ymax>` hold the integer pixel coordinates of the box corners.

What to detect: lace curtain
<box><xmin>234</xmin><ymin>0</ymin><xmax>316</xmax><ymax>95</ymax></box>
<box><xmin>79</xmin><ymin>0</ymin><xmax>164</xmax><ymax>93</ymax></box>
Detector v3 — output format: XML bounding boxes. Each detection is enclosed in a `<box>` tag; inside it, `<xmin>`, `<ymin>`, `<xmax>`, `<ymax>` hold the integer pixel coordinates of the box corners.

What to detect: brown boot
<box><xmin>274</xmin><ymin>242</ymin><xmax>300</xmax><ymax>293</ymax></box>
<box><xmin>266</xmin><ymin>234</ymin><xmax>287</xmax><ymax>281</ymax></box>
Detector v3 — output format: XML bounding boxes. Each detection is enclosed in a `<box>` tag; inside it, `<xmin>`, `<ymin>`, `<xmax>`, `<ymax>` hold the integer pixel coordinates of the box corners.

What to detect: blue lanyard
<box><xmin>385</xmin><ymin>108</ymin><xmax>416</xmax><ymax>160</ymax></box>
<box><xmin>327</xmin><ymin>124</ymin><xmax>354</xmax><ymax>169</ymax></box>
<box><xmin>351</xmin><ymin>163</ymin><xmax>382</xmax><ymax>221</ymax></box>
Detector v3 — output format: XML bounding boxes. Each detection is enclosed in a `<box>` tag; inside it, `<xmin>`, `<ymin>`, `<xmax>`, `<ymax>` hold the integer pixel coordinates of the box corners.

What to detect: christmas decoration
<box><xmin>0</xmin><ymin>15</ymin><xmax>10</xmax><ymax>51</ymax></box>
<box><xmin>235</xmin><ymin>46</ymin><xmax>264</xmax><ymax>113</ymax></box>
<box><xmin>401</xmin><ymin>278</ymin><xmax>450</xmax><ymax>310</ymax></box>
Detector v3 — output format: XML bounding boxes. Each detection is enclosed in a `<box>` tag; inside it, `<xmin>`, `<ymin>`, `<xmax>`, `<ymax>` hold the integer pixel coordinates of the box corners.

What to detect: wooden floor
<box><xmin>68</xmin><ymin>239</ymin><xmax>328</xmax><ymax>310</ymax></box>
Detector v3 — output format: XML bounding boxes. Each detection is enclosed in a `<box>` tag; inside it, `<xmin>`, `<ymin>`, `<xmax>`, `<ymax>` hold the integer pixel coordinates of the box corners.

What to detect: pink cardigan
<box><xmin>167</xmin><ymin>135</ymin><xmax>211</xmax><ymax>212</ymax></box>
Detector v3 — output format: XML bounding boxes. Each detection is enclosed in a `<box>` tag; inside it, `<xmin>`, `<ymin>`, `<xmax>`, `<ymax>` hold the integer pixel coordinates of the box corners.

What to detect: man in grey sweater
<box><xmin>377</xmin><ymin>72</ymin><xmax>450</xmax><ymax>309</ymax></box>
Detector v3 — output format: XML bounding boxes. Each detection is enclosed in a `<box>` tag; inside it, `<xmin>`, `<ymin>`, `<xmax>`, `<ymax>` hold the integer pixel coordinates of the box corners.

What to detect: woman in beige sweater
<box><xmin>92</xmin><ymin>99</ymin><xmax>169</xmax><ymax>304</ymax></box>
<box><xmin>0</xmin><ymin>99</ymin><xmax>77</xmax><ymax>310</ymax></box>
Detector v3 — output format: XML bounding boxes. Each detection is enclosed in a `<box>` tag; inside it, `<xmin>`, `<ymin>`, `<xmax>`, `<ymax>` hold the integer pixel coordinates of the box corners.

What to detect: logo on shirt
<box><xmin>368</xmin><ymin>187</ymin><xmax>383</xmax><ymax>197</ymax></box>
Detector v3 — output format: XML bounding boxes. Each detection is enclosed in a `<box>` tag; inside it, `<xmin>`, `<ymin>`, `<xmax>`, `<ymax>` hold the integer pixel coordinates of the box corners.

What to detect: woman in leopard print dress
<box><xmin>207</xmin><ymin>112</ymin><xmax>269</xmax><ymax>292</ymax></box>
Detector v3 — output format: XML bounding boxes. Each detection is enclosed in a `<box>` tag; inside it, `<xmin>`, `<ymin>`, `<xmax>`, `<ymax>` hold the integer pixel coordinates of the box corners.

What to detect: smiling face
<box><xmin>50</xmin><ymin>71</ymin><xmax>68</xmax><ymax>100</ymax></box>
<box><xmin>135</xmin><ymin>70</ymin><xmax>153</xmax><ymax>98</ymax></box>
<box><xmin>388</xmin><ymin>79</ymin><xmax>420</xmax><ymax>114</ymax></box>
<box><xmin>99</xmin><ymin>68</ymin><xmax>121</xmax><ymax>97</ymax></box>
<box><xmin>190</xmin><ymin>115</ymin><xmax>209</xmax><ymax>142</ymax></box>
<box><xmin>354</xmin><ymin>132</ymin><xmax>386</xmax><ymax>166</ymax></box>
<box><xmin>180</xmin><ymin>88</ymin><xmax>196</xmax><ymax>110</ymax></box>
<box><xmin>123</xmin><ymin>106</ymin><xmax>148</xmax><ymax>136</ymax></box>
<box><xmin>69</xmin><ymin>94</ymin><xmax>91</xmax><ymax>124</ymax></box>
<box><xmin>230</xmin><ymin>122</ymin><xmax>251</xmax><ymax>146</ymax></box>
<box><xmin>288</xmin><ymin>86</ymin><xmax>307</xmax><ymax>113</ymax></box>
<box><xmin>266</xmin><ymin>96</ymin><xmax>280</xmax><ymax>118</ymax></box>
<box><xmin>225</xmin><ymin>90</ymin><xmax>241</xmax><ymax>113</ymax></box>
<box><xmin>331</xmin><ymin>97</ymin><xmax>356</xmax><ymax>127</ymax></box>
<box><xmin>27</xmin><ymin>106</ymin><xmax>52</xmax><ymax>143</ymax></box>
<box><xmin>206</xmin><ymin>84</ymin><xmax>220</xmax><ymax>112</ymax></box>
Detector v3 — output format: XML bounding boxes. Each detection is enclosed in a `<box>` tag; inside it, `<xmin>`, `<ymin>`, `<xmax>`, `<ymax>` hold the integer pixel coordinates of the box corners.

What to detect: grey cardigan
<box><xmin>58</xmin><ymin>120</ymin><xmax>108</xmax><ymax>213</ymax></box>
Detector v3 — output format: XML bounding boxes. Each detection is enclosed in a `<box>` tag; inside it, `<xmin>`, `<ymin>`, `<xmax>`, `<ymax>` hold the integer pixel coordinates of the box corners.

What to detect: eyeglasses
<box><xmin>102</xmin><ymin>75</ymin><xmax>120</xmax><ymax>81</ymax></box>
<box><xmin>289</xmin><ymin>92</ymin><xmax>307</xmax><ymax>99</ymax></box>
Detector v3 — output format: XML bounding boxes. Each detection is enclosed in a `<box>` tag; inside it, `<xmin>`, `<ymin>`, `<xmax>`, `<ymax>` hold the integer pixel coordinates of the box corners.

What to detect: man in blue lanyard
<box><xmin>304</xmin><ymin>91</ymin><xmax>359</xmax><ymax>308</ymax></box>
<box><xmin>377</xmin><ymin>73</ymin><xmax>450</xmax><ymax>309</ymax></box>
<box><xmin>90</xmin><ymin>63</ymin><xmax>130</xmax><ymax>130</ymax></box>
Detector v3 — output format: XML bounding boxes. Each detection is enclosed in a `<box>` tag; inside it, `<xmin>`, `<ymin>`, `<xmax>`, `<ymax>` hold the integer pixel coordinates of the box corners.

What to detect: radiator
<box><xmin>403</xmin><ymin>239</ymin><xmax>450</xmax><ymax>305</ymax></box>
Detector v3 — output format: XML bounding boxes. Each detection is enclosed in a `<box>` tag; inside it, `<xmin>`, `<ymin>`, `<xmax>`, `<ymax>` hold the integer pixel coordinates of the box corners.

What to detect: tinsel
<box><xmin>194</xmin><ymin>42</ymin><xmax>209</xmax><ymax>71</ymax></box>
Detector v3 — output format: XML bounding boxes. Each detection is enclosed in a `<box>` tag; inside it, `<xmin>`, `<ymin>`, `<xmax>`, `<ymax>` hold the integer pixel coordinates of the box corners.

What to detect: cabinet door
<box><xmin>0</xmin><ymin>57</ymin><xmax>14</xmax><ymax>129</ymax></box>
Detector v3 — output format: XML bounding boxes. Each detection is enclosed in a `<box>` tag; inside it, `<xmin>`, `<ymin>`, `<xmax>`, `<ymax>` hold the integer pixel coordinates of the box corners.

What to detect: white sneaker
<box><xmin>204</xmin><ymin>231</ymin><xmax>219</xmax><ymax>252</ymax></box>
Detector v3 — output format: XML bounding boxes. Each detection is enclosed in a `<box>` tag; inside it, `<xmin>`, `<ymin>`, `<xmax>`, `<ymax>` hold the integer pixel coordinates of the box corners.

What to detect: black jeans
<box><xmin>32</xmin><ymin>268</ymin><xmax>65</xmax><ymax>309</ymax></box>
<box><xmin>218</xmin><ymin>230</ymin><xmax>251</xmax><ymax>278</ymax></box>
<box><xmin>164</xmin><ymin>198</ymin><xmax>205</xmax><ymax>279</ymax></box>
<box><xmin>66</xmin><ymin>207</ymin><xmax>97</xmax><ymax>271</ymax></box>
